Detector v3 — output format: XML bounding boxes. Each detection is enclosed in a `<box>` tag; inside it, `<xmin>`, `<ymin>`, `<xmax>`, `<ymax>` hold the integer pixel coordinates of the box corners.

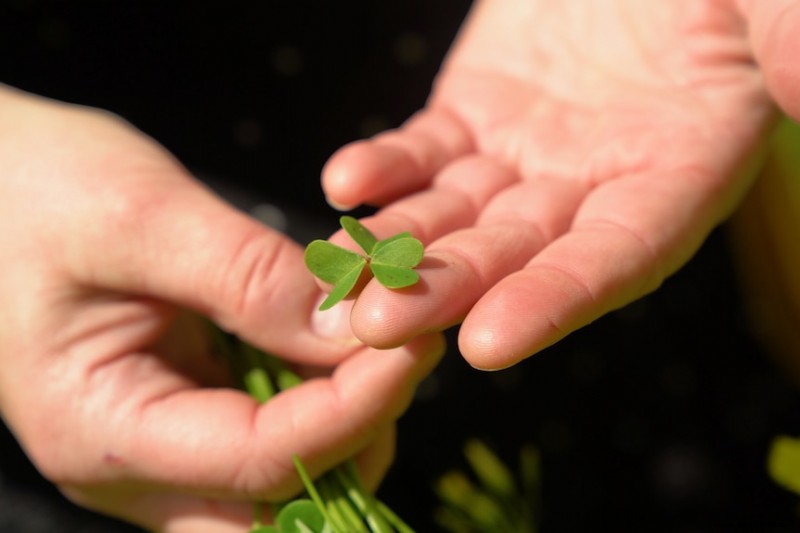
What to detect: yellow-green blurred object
<box><xmin>434</xmin><ymin>440</ymin><xmax>540</xmax><ymax>533</ymax></box>
<box><xmin>768</xmin><ymin>435</ymin><xmax>800</xmax><ymax>495</ymax></box>
<box><xmin>464</xmin><ymin>439</ymin><xmax>516</xmax><ymax>498</ymax></box>
<box><xmin>729</xmin><ymin>116</ymin><xmax>800</xmax><ymax>385</ymax></box>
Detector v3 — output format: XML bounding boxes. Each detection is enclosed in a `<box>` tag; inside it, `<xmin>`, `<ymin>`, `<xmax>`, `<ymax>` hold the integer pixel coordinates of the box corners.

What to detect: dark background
<box><xmin>2</xmin><ymin>2</ymin><xmax>800</xmax><ymax>532</ymax></box>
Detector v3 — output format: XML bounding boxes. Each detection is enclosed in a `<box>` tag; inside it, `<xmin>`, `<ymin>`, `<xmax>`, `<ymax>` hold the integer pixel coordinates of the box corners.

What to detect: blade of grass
<box><xmin>293</xmin><ymin>455</ymin><xmax>341</xmax><ymax>532</ymax></box>
<box><xmin>318</xmin><ymin>473</ymin><xmax>368</xmax><ymax>533</ymax></box>
<box><xmin>333</xmin><ymin>464</ymin><xmax>392</xmax><ymax>533</ymax></box>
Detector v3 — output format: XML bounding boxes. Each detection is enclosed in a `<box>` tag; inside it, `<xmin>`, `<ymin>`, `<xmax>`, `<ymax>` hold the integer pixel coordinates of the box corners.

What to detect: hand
<box><xmin>0</xmin><ymin>85</ymin><xmax>444</xmax><ymax>532</ymax></box>
<box><xmin>321</xmin><ymin>0</ymin><xmax>798</xmax><ymax>369</ymax></box>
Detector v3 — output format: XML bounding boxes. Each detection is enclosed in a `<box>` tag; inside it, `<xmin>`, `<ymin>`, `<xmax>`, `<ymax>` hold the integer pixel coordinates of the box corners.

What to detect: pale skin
<box><xmin>3</xmin><ymin>0</ymin><xmax>799</xmax><ymax>531</ymax></box>
<box><xmin>0</xmin><ymin>85</ymin><xmax>445</xmax><ymax>532</ymax></box>
<box><xmin>322</xmin><ymin>0</ymin><xmax>800</xmax><ymax>370</ymax></box>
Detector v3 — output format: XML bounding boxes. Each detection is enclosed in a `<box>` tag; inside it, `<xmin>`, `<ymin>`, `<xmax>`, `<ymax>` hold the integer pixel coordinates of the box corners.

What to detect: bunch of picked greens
<box><xmin>210</xmin><ymin>215</ymin><xmax>424</xmax><ymax>531</ymax></box>
<box><xmin>212</xmin><ymin>329</ymin><xmax>414</xmax><ymax>533</ymax></box>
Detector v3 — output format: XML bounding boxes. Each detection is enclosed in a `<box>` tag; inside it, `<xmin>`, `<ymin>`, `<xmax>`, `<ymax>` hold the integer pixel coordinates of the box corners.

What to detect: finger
<box><xmin>4</xmin><ymin>94</ymin><xmax>355</xmax><ymax>363</ymax></box>
<box><xmin>311</xmin><ymin>156</ymin><xmax>517</xmax><ymax>327</ymax></box>
<box><xmin>252</xmin><ymin>333</ymin><xmax>443</xmax><ymax>499</ymax></box>
<box><xmin>737</xmin><ymin>0</ymin><xmax>800</xmax><ymax>118</ymax></box>
<box><xmin>327</xmin><ymin>155</ymin><xmax>519</xmax><ymax>249</ymax></box>
<box><xmin>59</xmin><ymin>160</ymin><xmax>356</xmax><ymax>365</ymax></box>
<box><xmin>352</xmin><ymin>424</ymin><xmax>396</xmax><ymax>493</ymax></box>
<box><xmin>321</xmin><ymin>108</ymin><xmax>474</xmax><ymax>209</ymax></box>
<box><xmin>348</xmin><ymin>178</ymin><xmax>586</xmax><ymax>348</ymax></box>
<box><xmin>459</xmin><ymin>166</ymin><xmax>741</xmax><ymax>369</ymax></box>
<box><xmin>44</xmin><ymin>333</ymin><xmax>445</xmax><ymax>502</ymax></box>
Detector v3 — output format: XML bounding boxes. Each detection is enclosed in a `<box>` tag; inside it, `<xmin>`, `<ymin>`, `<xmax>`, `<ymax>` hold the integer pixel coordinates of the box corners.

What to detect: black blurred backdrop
<box><xmin>2</xmin><ymin>2</ymin><xmax>800</xmax><ymax>532</ymax></box>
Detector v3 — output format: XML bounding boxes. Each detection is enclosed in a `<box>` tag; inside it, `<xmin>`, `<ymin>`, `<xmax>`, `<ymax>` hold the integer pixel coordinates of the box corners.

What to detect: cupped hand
<box><xmin>322</xmin><ymin>0</ymin><xmax>798</xmax><ymax>369</ymax></box>
<box><xmin>0</xmin><ymin>86</ymin><xmax>445</xmax><ymax>532</ymax></box>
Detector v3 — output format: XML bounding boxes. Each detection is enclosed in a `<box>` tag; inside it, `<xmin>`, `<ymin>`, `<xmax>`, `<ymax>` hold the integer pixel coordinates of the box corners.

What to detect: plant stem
<box><xmin>212</xmin><ymin>323</ymin><xmax>415</xmax><ymax>532</ymax></box>
<box><xmin>293</xmin><ymin>455</ymin><xmax>340</xmax><ymax>532</ymax></box>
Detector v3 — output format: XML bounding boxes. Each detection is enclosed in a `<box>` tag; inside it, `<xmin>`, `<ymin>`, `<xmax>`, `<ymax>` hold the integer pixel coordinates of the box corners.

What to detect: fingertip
<box><xmin>457</xmin><ymin>277</ymin><xmax>565</xmax><ymax>371</ymax></box>
<box><xmin>457</xmin><ymin>325</ymin><xmax>518</xmax><ymax>371</ymax></box>
<box><xmin>309</xmin><ymin>297</ymin><xmax>362</xmax><ymax>349</ymax></box>
<box><xmin>321</xmin><ymin>140</ymin><xmax>378</xmax><ymax>208</ymax></box>
<box><xmin>322</xmin><ymin>141</ymin><xmax>429</xmax><ymax>208</ymax></box>
<box><xmin>760</xmin><ymin>6</ymin><xmax>800</xmax><ymax>119</ymax></box>
<box><xmin>742</xmin><ymin>0</ymin><xmax>800</xmax><ymax>119</ymax></box>
<box><xmin>325</xmin><ymin>196</ymin><xmax>359</xmax><ymax>212</ymax></box>
<box><xmin>349</xmin><ymin>287</ymin><xmax>424</xmax><ymax>350</ymax></box>
<box><xmin>457</xmin><ymin>314</ymin><xmax>545</xmax><ymax>371</ymax></box>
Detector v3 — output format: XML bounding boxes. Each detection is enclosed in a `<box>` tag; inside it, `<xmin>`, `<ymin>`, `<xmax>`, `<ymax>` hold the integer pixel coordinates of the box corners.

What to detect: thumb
<box><xmin>738</xmin><ymin>0</ymin><xmax>800</xmax><ymax>119</ymax></box>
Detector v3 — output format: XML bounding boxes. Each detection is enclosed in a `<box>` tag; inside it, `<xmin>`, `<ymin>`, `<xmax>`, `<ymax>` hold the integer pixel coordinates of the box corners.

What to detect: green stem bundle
<box><xmin>211</xmin><ymin>326</ymin><xmax>414</xmax><ymax>533</ymax></box>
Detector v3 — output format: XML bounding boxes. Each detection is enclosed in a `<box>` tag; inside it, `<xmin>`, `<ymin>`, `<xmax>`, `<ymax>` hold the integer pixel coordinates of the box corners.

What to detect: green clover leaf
<box><xmin>304</xmin><ymin>217</ymin><xmax>424</xmax><ymax>311</ymax></box>
<box><xmin>276</xmin><ymin>500</ymin><xmax>326</xmax><ymax>533</ymax></box>
<box><xmin>370</xmin><ymin>235</ymin><xmax>423</xmax><ymax>289</ymax></box>
<box><xmin>303</xmin><ymin>240</ymin><xmax>367</xmax><ymax>311</ymax></box>
<box><xmin>250</xmin><ymin>500</ymin><xmax>325</xmax><ymax>533</ymax></box>
<box><xmin>340</xmin><ymin>215</ymin><xmax>378</xmax><ymax>254</ymax></box>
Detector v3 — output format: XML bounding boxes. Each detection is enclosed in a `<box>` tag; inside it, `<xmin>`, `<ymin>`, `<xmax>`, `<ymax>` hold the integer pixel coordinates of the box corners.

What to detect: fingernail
<box><xmin>310</xmin><ymin>295</ymin><xmax>360</xmax><ymax>344</ymax></box>
<box><xmin>325</xmin><ymin>196</ymin><xmax>358</xmax><ymax>212</ymax></box>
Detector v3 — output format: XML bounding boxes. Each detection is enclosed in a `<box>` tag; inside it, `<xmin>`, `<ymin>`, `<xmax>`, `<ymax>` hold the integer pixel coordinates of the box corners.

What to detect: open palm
<box><xmin>322</xmin><ymin>0</ymin><xmax>783</xmax><ymax>369</ymax></box>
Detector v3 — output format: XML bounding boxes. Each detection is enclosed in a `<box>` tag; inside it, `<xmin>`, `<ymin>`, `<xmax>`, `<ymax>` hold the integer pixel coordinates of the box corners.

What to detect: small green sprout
<box><xmin>304</xmin><ymin>216</ymin><xmax>424</xmax><ymax>311</ymax></box>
